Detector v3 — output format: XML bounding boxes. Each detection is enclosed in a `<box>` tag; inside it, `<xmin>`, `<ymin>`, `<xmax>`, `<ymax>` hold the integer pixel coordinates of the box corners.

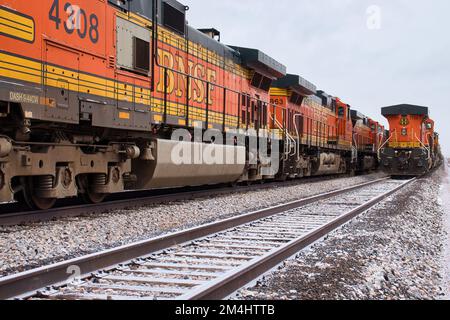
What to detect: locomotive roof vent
<box><xmin>108</xmin><ymin>0</ymin><xmax>128</xmax><ymax>11</ymax></box>
<box><xmin>316</xmin><ymin>90</ymin><xmax>333</xmax><ymax>110</ymax></box>
<box><xmin>382</xmin><ymin>104</ymin><xmax>429</xmax><ymax>117</ymax></box>
<box><xmin>350</xmin><ymin>110</ymin><xmax>369</xmax><ymax>126</ymax></box>
<box><xmin>310</xmin><ymin>95</ymin><xmax>323</xmax><ymax>105</ymax></box>
<box><xmin>162</xmin><ymin>0</ymin><xmax>188</xmax><ymax>35</ymax></box>
<box><xmin>198</xmin><ymin>28</ymin><xmax>221</xmax><ymax>42</ymax></box>
<box><xmin>272</xmin><ymin>74</ymin><xmax>317</xmax><ymax>96</ymax></box>
<box><xmin>350</xmin><ymin>110</ymin><xmax>365</xmax><ymax>121</ymax></box>
<box><xmin>228</xmin><ymin>46</ymin><xmax>287</xmax><ymax>79</ymax></box>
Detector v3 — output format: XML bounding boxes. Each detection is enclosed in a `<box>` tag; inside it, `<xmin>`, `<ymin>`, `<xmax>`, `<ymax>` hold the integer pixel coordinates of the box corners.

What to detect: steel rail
<box><xmin>181</xmin><ymin>178</ymin><xmax>416</xmax><ymax>300</ymax></box>
<box><xmin>0</xmin><ymin>174</ymin><xmax>359</xmax><ymax>226</ymax></box>
<box><xmin>0</xmin><ymin>177</ymin><xmax>392</xmax><ymax>300</ymax></box>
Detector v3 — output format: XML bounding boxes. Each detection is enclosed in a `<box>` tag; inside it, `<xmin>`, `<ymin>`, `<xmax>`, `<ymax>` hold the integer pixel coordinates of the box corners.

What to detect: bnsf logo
<box><xmin>400</xmin><ymin>116</ymin><xmax>409</xmax><ymax>126</ymax></box>
<box><xmin>156</xmin><ymin>49</ymin><xmax>217</xmax><ymax>105</ymax></box>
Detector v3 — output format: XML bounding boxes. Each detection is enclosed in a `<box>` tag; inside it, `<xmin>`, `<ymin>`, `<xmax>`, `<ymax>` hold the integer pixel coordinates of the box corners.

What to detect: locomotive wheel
<box><xmin>77</xmin><ymin>175</ymin><xmax>107</xmax><ymax>204</ymax></box>
<box><xmin>14</xmin><ymin>177</ymin><xmax>57</xmax><ymax>210</ymax></box>
<box><xmin>81</xmin><ymin>191</ymin><xmax>106</xmax><ymax>204</ymax></box>
<box><xmin>229</xmin><ymin>181</ymin><xmax>239</xmax><ymax>188</ymax></box>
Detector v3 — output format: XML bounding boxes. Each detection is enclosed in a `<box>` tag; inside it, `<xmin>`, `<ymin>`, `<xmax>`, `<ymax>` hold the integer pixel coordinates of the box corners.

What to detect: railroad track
<box><xmin>0</xmin><ymin>177</ymin><xmax>415</xmax><ymax>300</ymax></box>
<box><xmin>0</xmin><ymin>175</ymin><xmax>370</xmax><ymax>226</ymax></box>
<box><xmin>0</xmin><ymin>174</ymin><xmax>362</xmax><ymax>226</ymax></box>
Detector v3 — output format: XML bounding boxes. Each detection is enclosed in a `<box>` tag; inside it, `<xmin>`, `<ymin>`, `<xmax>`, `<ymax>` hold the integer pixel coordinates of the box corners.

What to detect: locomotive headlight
<box><xmin>401</xmin><ymin>128</ymin><xmax>407</xmax><ymax>136</ymax></box>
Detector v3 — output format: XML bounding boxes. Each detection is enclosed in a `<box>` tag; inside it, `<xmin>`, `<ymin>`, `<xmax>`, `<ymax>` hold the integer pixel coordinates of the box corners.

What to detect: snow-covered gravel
<box><xmin>441</xmin><ymin>160</ymin><xmax>450</xmax><ymax>299</ymax></box>
<box><xmin>235</xmin><ymin>166</ymin><xmax>449</xmax><ymax>300</ymax></box>
<box><xmin>0</xmin><ymin>173</ymin><xmax>385</xmax><ymax>277</ymax></box>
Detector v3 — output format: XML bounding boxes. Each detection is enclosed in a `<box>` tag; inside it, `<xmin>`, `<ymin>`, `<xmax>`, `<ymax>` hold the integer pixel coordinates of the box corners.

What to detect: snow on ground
<box><xmin>441</xmin><ymin>160</ymin><xmax>450</xmax><ymax>299</ymax></box>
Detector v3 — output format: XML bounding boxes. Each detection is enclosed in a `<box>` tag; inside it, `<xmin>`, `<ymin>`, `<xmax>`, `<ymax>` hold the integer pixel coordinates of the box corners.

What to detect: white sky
<box><xmin>184</xmin><ymin>0</ymin><xmax>450</xmax><ymax>157</ymax></box>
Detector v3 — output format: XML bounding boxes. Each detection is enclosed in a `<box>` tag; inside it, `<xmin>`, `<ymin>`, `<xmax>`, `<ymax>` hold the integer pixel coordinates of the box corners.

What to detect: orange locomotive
<box><xmin>269</xmin><ymin>74</ymin><xmax>381</xmax><ymax>179</ymax></box>
<box><xmin>351</xmin><ymin>110</ymin><xmax>385</xmax><ymax>172</ymax></box>
<box><xmin>0</xmin><ymin>0</ymin><xmax>287</xmax><ymax>209</ymax></box>
<box><xmin>379</xmin><ymin>104</ymin><xmax>443</xmax><ymax>175</ymax></box>
<box><xmin>0</xmin><ymin>0</ymin><xmax>385</xmax><ymax>210</ymax></box>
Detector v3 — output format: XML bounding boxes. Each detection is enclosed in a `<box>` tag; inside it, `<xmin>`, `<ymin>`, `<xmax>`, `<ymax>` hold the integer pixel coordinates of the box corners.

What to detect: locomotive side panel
<box><xmin>269</xmin><ymin>75</ymin><xmax>353</xmax><ymax>179</ymax></box>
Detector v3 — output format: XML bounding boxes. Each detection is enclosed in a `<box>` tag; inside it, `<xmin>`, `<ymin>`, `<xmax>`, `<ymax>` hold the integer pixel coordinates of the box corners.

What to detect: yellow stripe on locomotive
<box><xmin>0</xmin><ymin>6</ymin><xmax>35</xmax><ymax>43</ymax></box>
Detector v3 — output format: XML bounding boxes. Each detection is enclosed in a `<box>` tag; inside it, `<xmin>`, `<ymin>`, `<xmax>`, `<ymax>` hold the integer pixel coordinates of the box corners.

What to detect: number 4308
<box><xmin>49</xmin><ymin>0</ymin><xmax>99</xmax><ymax>44</ymax></box>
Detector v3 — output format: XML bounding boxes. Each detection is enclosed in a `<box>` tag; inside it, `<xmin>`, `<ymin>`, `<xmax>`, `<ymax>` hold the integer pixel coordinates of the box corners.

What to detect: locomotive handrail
<box><xmin>415</xmin><ymin>134</ymin><xmax>431</xmax><ymax>160</ymax></box>
<box><xmin>377</xmin><ymin>132</ymin><xmax>394</xmax><ymax>160</ymax></box>
<box><xmin>377</xmin><ymin>134</ymin><xmax>384</xmax><ymax>152</ymax></box>
<box><xmin>352</xmin><ymin>135</ymin><xmax>358</xmax><ymax>164</ymax></box>
<box><xmin>270</xmin><ymin>113</ymin><xmax>296</xmax><ymax>161</ymax></box>
<box><xmin>293</xmin><ymin>114</ymin><xmax>303</xmax><ymax>161</ymax></box>
<box><xmin>270</xmin><ymin>113</ymin><xmax>286</xmax><ymax>158</ymax></box>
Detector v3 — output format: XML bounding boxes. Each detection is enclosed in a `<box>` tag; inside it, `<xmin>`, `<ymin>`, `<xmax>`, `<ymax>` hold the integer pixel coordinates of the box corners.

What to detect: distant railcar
<box><xmin>269</xmin><ymin>74</ymin><xmax>382</xmax><ymax>178</ymax></box>
<box><xmin>379</xmin><ymin>104</ymin><xmax>443</xmax><ymax>176</ymax></box>
<box><xmin>350</xmin><ymin>110</ymin><xmax>384</xmax><ymax>172</ymax></box>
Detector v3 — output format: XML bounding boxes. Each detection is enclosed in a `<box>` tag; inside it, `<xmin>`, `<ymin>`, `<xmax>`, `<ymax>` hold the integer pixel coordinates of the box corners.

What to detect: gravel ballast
<box><xmin>441</xmin><ymin>161</ymin><xmax>450</xmax><ymax>300</ymax></box>
<box><xmin>0</xmin><ymin>173</ymin><xmax>385</xmax><ymax>277</ymax></box>
<box><xmin>235</xmin><ymin>165</ymin><xmax>449</xmax><ymax>300</ymax></box>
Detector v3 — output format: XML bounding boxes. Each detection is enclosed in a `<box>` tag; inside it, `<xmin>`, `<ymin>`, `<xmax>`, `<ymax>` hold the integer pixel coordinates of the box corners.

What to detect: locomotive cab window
<box><xmin>134</xmin><ymin>37</ymin><xmax>150</xmax><ymax>73</ymax></box>
<box><xmin>116</xmin><ymin>17</ymin><xmax>151</xmax><ymax>75</ymax></box>
<box><xmin>338</xmin><ymin>106</ymin><xmax>345</xmax><ymax>117</ymax></box>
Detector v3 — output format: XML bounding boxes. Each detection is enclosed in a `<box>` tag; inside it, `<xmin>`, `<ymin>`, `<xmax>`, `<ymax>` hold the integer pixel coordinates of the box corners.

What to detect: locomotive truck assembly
<box><xmin>0</xmin><ymin>0</ymin><xmax>437</xmax><ymax>210</ymax></box>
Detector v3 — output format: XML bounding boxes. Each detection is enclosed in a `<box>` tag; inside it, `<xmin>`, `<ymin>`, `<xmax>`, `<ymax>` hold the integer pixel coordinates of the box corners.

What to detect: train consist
<box><xmin>1</xmin><ymin>0</ymin><xmax>386</xmax><ymax>209</ymax></box>
<box><xmin>379</xmin><ymin>104</ymin><xmax>443</xmax><ymax>176</ymax></box>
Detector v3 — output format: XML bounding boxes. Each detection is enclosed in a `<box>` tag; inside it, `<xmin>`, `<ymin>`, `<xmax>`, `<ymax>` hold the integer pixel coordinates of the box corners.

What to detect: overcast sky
<box><xmin>184</xmin><ymin>0</ymin><xmax>450</xmax><ymax>157</ymax></box>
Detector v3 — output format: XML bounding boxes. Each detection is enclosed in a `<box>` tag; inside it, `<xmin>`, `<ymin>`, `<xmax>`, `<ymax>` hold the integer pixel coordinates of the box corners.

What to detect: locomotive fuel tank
<box><xmin>314</xmin><ymin>152</ymin><xmax>346</xmax><ymax>175</ymax></box>
<box><xmin>132</xmin><ymin>139</ymin><xmax>246</xmax><ymax>189</ymax></box>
